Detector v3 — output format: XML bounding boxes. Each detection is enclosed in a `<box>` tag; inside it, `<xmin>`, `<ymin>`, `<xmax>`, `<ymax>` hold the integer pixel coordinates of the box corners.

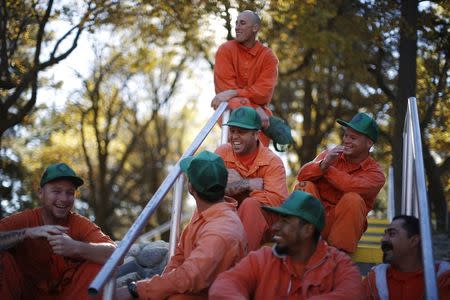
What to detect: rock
<box><xmin>137</xmin><ymin>242</ymin><xmax>169</xmax><ymax>268</ymax></box>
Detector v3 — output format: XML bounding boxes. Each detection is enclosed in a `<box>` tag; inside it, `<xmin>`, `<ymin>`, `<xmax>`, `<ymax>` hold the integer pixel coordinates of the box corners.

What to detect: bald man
<box><xmin>212</xmin><ymin>10</ymin><xmax>278</xmax><ymax>145</ymax></box>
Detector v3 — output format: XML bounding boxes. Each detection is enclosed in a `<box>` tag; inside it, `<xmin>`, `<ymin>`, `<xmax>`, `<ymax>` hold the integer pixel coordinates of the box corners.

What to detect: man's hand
<box><xmin>115</xmin><ymin>286</ymin><xmax>133</xmax><ymax>300</ymax></box>
<box><xmin>227</xmin><ymin>168</ymin><xmax>243</xmax><ymax>184</ymax></box>
<box><xmin>211</xmin><ymin>90</ymin><xmax>237</xmax><ymax>109</ymax></box>
<box><xmin>320</xmin><ymin>146</ymin><xmax>344</xmax><ymax>172</ymax></box>
<box><xmin>47</xmin><ymin>233</ymin><xmax>79</xmax><ymax>256</ymax></box>
<box><xmin>255</xmin><ymin>107</ymin><xmax>270</xmax><ymax>129</ymax></box>
<box><xmin>26</xmin><ymin>225</ymin><xmax>68</xmax><ymax>239</ymax></box>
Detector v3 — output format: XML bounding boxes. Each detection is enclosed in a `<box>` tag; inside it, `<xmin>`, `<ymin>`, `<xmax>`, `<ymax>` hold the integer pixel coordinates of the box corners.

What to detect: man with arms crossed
<box><xmin>216</xmin><ymin>106</ymin><xmax>288</xmax><ymax>251</ymax></box>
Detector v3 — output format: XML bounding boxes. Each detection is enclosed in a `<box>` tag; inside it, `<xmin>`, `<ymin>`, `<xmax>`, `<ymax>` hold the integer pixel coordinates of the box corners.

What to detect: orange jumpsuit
<box><xmin>214</xmin><ymin>40</ymin><xmax>279</xmax><ymax>145</ymax></box>
<box><xmin>296</xmin><ymin>151</ymin><xmax>385</xmax><ymax>253</ymax></box>
<box><xmin>209</xmin><ymin>240</ymin><xmax>364</xmax><ymax>299</ymax></box>
<box><xmin>363</xmin><ymin>262</ymin><xmax>450</xmax><ymax>299</ymax></box>
<box><xmin>216</xmin><ymin>144</ymin><xmax>288</xmax><ymax>251</ymax></box>
<box><xmin>136</xmin><ymin>198</ymin><xmax>247</xmax><ymax>300</ymax></box>
<box><xmin>0</xmin><ymin>208</ymin><xmax>114</xmax><ymax>300</ymax></box>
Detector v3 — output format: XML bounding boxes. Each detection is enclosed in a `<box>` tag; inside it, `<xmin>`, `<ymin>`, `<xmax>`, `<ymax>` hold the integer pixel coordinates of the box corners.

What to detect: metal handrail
<box><xmin>88</xmin><ymin>102</ymin><xmax>228</xmax><ymax>297</ymax></box>
<box><xmin>401</xmin><ymin>97</ymin><xmax>437</xmax><ymax>299</ymax></box>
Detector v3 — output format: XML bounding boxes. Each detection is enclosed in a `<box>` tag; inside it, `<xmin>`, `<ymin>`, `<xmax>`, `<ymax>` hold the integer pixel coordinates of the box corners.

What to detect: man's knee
<box><xmin>238</xmin><ymin>197</ymin><xmax>261</xmax><ymax>212</ymax></box>
<box><xmin>0</xmin><ymin>251</ymin><xmax>23</xmax><ymax>298</ymax></box>
<box><xmin>294</xmin><ymin>181</ymin><xmax>320</xmax><ymax>199</ymax></box>
<box><xmin>337</xmin><ymin>192</ymin><xmax>366</xmax><ymax>212</ymax></box>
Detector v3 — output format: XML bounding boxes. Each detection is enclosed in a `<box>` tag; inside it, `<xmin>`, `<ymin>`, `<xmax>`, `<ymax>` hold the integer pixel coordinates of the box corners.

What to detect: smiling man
<box><xmin>211</xmin><ymin>10</ymin><xmax>278</xmax><ymax>145</ymax></box>
<box><xmin>295</xmin><ymin>112</ymin><xmax>386</xmax><ymax>253</ymax></box>
<box><xmin>209</xmin><ymin>190</ymin><xmax>363</xmax><ymax>299</ymax></box>
<box><xmin>0</xmin><ymin>163</ymin><xmax>116</xmax><ymax>300</ymax></box>
<box><xmin>215</xmin><ymin>106</ymin><xmax>288</xmax><ymax>251</ymax></box>
<box><xmin>363</xmin><ymin>215</ymin><xmax>450</xmax><ymax>299</ymax></box>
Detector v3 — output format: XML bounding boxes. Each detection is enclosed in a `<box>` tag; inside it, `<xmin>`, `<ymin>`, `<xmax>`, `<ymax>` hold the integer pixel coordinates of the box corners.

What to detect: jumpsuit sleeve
<box><xmin>209</xmin><ymin>252</ymin><xmax>260</xmax><ymax>300</ymax></box>
<box><xmin>438</xmin><ymin>270</ymin><xmax>450</xmax><ymax>300</ymax></box>
<box><xmin>323</xmin><ymin>164</ymin><xmax>385</xmax><ymax>206</ymax></box>
<box><xmin>235</xmin><ymin>51</ymin><xmax>278</xmax><ymax>106</ymax></box>
<box><xmin>136</xmin><ymin>234</ymin><xmax>235</xmax><ymax>300</ymax></box>
<box><xmin>308</xmin><ymin>254</ymin><xmax>364</xmax><ymax>300</ymax></box>
<box><xmin>297</xmin><ymin>151</ymin><xmax>328</xmax><ymax>182</ymax></box>
<box><xmin>249</xmin><ymin>156</ymin><xmax>288</xmax><ymax>206</ymax></box>
<box><xmin>214</xmin><ymin>44</ymin><xmax>239</xmax><ymax>93</ymax></box>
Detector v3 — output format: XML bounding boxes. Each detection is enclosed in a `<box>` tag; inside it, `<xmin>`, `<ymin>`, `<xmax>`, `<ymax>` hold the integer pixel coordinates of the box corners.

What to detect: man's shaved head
<box><xmin>239</xmin><ymin>10</ymin><xmax>261</xmax><ymax>26</ymax></box>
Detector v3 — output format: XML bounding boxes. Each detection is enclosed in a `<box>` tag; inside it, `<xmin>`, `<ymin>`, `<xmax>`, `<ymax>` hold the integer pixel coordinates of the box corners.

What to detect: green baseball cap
<box><xmin>224</xmin><ymin>106</ymin><xmax>262</xmax><ymax>130</ymax></box>
<box><xmin>40</xmin><ymin>163</ymin><xmax>84</xmax><ymax>187</ymax></box>
<box><xmin>263</xmin><ymin>116</ymin><xmax>294</xmax><ymax>152</ymax></box>
<box><xmin>262</xmin><ymin>190</ymin><xmax>325</xmax><ymax>232</ymax></box>
<box><xmin>180</xmin><ymin>150</ymin><xmax>228</xmax><ymax>198</ymax></box>
<box><xmin>337</xmin><ymin>112</ymin><xmax>379</xmax><ymax>142</ymax></box>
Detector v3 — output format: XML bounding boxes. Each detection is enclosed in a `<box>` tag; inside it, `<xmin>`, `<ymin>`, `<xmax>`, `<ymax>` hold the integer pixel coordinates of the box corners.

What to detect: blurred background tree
<box><xmin>1</xmin><ymin>0</ymin><xmax>448</xmax><ymax>236</ymax></box>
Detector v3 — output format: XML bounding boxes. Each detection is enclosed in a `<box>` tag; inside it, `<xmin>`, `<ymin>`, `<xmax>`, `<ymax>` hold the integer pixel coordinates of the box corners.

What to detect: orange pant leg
<box><xmin>168</xmin><ymin>294</ymin><xmax>207</xmax><ymax>300</ymax></box>
<box><xmin>60</xmin><ymin>262</ymin><xmax>103</xmax><ymax>300</ymax></box>
<box><xmin>238</xmin><ymin>197</ymin><xmax>277</xmax><ymax>251</ymax></box>
<box><xmin>0</xmin><ymin>251</ymin><xmax>24</xmax><ymax>300</ymax></box>
<box><xmin>294</xmin><ymin>181</ymin><xmax>321</xmax><ymax>200</ymax></box>
<box><xmin>327</xmin><ymin>192</ymin><xmax>367</xmax><ymax>253</ymax></box>
<box><xmin>294</xmin><ymin>181</ymin><xmax>333</xmax><ymax>238</ymax></box>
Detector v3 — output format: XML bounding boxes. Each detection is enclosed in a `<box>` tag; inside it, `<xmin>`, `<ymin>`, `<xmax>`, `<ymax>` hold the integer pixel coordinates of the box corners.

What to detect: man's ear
<box><xmin>410</xmin><ymin>234</ymin><xmax>421</xmax><ymax>248</ymax></box>
<box><xmin>188</xmin><ymin>182</ymin><xmax>195</xmax><ymax>197</ymax></box>
<box><xmin>252</xmin><ymin>24</ymin><xmax>260</xmax><ymax>33</ymax></box>
<box><xmin>366</xmin><ymin>137</ymin><xmax>374</xmax><ymax>149</ymax></box>
<box><xmin>303</xmin><ymin>223</ymin><xmax>315</xmax><ymax>239</ymax></box>
<box><xmin>37</xmin><ymin>187</ymin><xmax>43</xmax><ymax>204</ymax></box>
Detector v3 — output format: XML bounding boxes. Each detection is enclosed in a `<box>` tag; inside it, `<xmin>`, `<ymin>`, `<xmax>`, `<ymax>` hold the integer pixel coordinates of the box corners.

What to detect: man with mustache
<box><xmin>0</xmin><ymin>163</ymin><xmax>116</xmax><ymax>299</ymax></box>
<box><xmin>363</xmin><ymin>215</ymin><xmax>450</xmax><ymax>299</ymax></box>
<box><xmin>295</xmin><ymin>112</ymin><xmax>385</xmax><ymax>253</ymax></box>
<box><xmin>209</xmin><ymin>190</ymin><xmax>364</xmax><ymax>299</ymax></box>
<box><xmin>215</xmin><ymin>106</ymin><xmax>288</xmax><ymax>251</ymax></box>
<box><xmin>211</xmin><ymin>10</ymin><xmax>278</xmax><ymax>146</ymax></box>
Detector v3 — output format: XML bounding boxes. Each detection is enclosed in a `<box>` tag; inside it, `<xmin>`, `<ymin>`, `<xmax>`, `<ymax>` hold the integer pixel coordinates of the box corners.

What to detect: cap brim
<box><xmin>223</xmin><ymin>121</ymin><xmax>259</xmax><ymax>130</ymax></box>
<box><xmin>337</xmin><ymin>119</ymin><xmax>368</xmax><ymax>138</ymax></box>
<box><xmin>262</xmin><ymin>205</ymin><xmax>298</xmax><ymax>217</ymax></box>
<box><xmin>180</xmin><ymin>156</ymin><xmax>194</xmax><ymax>172</ymax></box>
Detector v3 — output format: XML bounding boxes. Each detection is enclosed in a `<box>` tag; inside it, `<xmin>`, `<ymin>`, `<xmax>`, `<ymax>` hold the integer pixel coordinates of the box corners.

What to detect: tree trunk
<box><xmin>394</xmin><ymin>0</ymin><xmax>418</xmax><ymax>214</ymax></box>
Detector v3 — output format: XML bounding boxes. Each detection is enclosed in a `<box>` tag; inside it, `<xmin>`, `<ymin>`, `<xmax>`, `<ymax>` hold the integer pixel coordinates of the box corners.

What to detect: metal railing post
<box><xmin>169</xmin><ymin>175</ymin><xmax>184</xmax><ymax>257</ymax></box>
<box><xmin>401</xmin><ymin>97</ymin><xmax>438</xmax><ymax>299</ymax></box>
<box><xmin>88</xmin><ymin>103</ymin><xmax>228</xmax><ymax>297</ymax></box>
<box><xmin>102</xmin><ymin>277</ymin><xmax>116</xmax><ymax>300</ymax></box>
<box><xmin>221</xmin><ymin>109</ymin><xmax>230</xmax><ymax>145</ymax></box>
<box><xmin>387</xmin><ymin>166</ymin><xmax>395</xmax><ymax>221</ymax></box>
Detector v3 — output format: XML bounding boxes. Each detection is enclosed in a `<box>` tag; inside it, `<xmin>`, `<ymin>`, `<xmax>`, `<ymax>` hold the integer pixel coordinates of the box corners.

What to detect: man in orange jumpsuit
<box><xmin>211</xmin><ymin>10</ymin><xmax>278</xmax><ymax>145</ymax></box>
<box><xmin>363</xmin><ymin>215</ymin><xmax>450</xmax><ymax>299</ymax></box>
<box><xmin>209</xmin><ymin>190</ymin><xmax>364</xmax><ymax>299</ymax></box>
<box><xmin>0</xmin><ymin>163</ymin><xmax>116</xmax><ymax>300</ymax></box>
<box><xmin>115</xmin><ymin>150</ymin><xmax>247</xmax><ymax>300</ymax></box>
<box><xmin>215</xmin><ymin>106</ymin><xmax>288</xmax><ymax>251</ymax></box>
<box><xmin>295</xmin><ymin>112</ymin><xmax>385</xmax><ymax>253</ymax></box>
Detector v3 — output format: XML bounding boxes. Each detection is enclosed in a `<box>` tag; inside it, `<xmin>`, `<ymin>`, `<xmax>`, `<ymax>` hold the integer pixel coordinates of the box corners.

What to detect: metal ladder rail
<box><xmin>88</xmin><ymin>102</ymin><xmax>229</xmax><ymax>298</ymax></box>
<box><xmin>401</xmin><ymin>97</ymin><xmax>438</xmax><ymax>299</ymax></box>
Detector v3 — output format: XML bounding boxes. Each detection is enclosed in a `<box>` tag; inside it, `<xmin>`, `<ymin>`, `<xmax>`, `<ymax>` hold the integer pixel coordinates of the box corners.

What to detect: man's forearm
<box><xmin>225</xmin><ymin>179</ymin><xmax>250</xmax><ymax>196</ymax></box>
<box><xmin>0</xmin><ymin>229</ymin><xmax>27</xmax><ymax>251</ymax></box>
<box><xmin>75</xmin><ymin>241</ymin><xmax>116</xmax><ymax>264</ymax></box>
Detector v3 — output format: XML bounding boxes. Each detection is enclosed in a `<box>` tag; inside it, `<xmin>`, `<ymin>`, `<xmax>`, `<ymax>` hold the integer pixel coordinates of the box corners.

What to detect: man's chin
<box><xmin>382</xmin><ymin>253</ymin><xmax>392</xmax><ymax>264</ymax></box>
<box><xmin>274</xmin><ymin>244</ymin><xmax>289</xmax><ymax>255</ymax></box>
